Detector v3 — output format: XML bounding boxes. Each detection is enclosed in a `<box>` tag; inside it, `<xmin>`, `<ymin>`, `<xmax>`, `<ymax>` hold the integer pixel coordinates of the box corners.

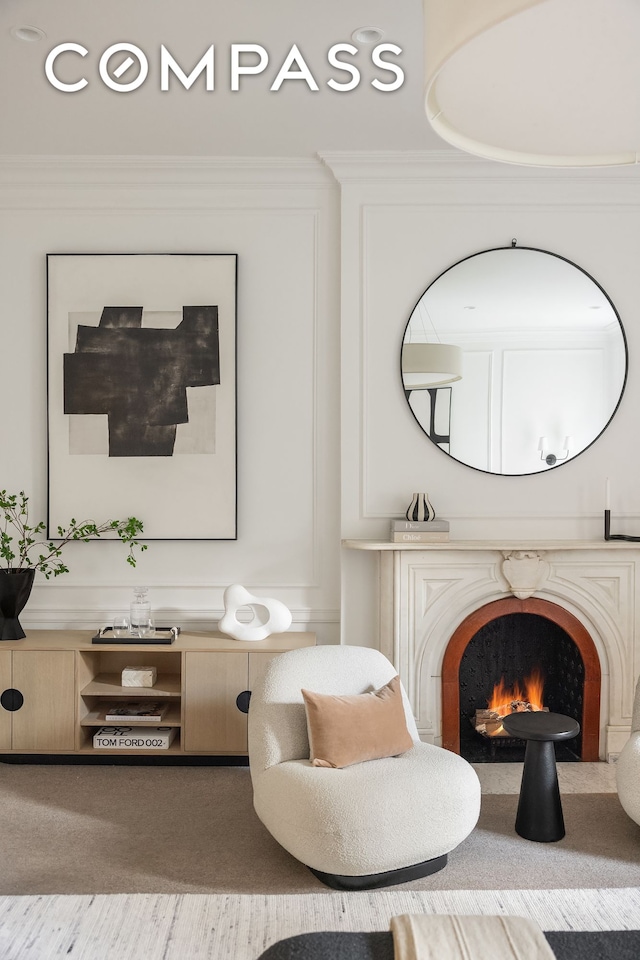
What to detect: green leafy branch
<box><xmin>0</xmin><ymin>489</ymin><xmax>147</xmax><ymax>579</ymax></box>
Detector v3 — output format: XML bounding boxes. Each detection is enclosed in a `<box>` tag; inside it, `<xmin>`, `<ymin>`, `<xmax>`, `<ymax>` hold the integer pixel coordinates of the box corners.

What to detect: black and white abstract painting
<box><xmin>47</xmin><ymin>254</ymin><xmax>237</xmax><ymax>539</ymax></box>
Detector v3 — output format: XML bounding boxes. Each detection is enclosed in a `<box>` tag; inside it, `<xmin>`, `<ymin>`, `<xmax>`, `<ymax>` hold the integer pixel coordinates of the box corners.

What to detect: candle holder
<box><xmin>604</xmin><ymin>509</ymin><xmax>640</xmax><ymax>542</ymax></box>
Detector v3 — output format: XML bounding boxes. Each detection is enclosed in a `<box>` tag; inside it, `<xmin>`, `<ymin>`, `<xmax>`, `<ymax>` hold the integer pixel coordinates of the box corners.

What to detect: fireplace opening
<box><xmin>442</xmin><ymin>597</ymin><xmax>602</xmax><ymax>762</ymax></box>
<box><xmin>459</xmin><ymin>613</ymin><xmax>584</xmax><ymax>762</ymax></box>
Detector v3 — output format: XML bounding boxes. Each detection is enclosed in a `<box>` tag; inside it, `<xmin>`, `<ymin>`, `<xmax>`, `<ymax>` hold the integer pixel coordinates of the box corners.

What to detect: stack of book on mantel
<box><xmin>390</xmin><ymin>519</ymin><xmax>450</xmax><ymax>543</ymax></box>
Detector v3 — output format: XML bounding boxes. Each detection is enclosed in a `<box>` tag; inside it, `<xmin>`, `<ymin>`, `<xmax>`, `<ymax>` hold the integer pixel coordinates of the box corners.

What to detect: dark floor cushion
<box><xmin>256</xmin><ymin>929</ymin><xmax>640</xmax><ymax>960</ymax></box>
<box><xmin>257</xmin><ymin>932</ymin><xmax>393</xmax><ymax>960</ymax></box>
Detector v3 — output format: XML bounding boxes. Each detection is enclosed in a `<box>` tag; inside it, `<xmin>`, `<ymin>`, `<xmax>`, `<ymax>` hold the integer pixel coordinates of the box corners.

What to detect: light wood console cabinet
<box><xmin>0</xmin><ymin>630</ymin><xmax>315</xmax><ymax>758</ymax></box>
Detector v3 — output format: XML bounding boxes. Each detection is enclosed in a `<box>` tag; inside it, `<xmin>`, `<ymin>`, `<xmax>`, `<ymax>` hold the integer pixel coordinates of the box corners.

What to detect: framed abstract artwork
<box><xmin>47</xmin><ymin>253</ymin><xmax>237</xmax><ymax>540</ymax></box>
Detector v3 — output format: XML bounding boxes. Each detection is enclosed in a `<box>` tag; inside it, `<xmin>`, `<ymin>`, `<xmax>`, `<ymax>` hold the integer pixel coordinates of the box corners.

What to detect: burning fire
<box><xmin>474</xmin><ymin>670</ymin><xmax>547</xmax><ymax>739</ymax></box>
<box><xmin>487</xmin><ymin>669</ymin><xmax>545</xmax><ymax>717</ymax></box>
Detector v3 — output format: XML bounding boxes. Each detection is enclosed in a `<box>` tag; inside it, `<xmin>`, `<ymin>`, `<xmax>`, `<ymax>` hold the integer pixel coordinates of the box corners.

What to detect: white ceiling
<box><xmin>0</xmin><ymin>0</ymin><xmax>445</xmax><ymax>157</ymax></box>
<box><xmin>409</xmin><ymin>249</ymin><xmax>618</xmax><ymax>336</ymax></box>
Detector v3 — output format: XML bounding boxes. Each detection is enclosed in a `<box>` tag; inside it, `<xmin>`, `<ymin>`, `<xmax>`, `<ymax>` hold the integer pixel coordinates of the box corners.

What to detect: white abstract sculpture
<box><xmin>218</xmin><ymin>584</ymin><xmax>292</xmax><ymax>642</ymax></box>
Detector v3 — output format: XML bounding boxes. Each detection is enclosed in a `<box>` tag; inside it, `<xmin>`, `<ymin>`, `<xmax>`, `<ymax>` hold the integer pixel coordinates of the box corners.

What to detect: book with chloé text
<box><xmin>390</xmin><ymin>518</ymin><xmax>450</xmax><ymax>542</ymax></box>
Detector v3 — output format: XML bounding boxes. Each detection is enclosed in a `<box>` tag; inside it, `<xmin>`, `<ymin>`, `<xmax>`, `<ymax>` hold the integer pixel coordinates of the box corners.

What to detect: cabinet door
<box><xmin>183</xmin><ymin>652</ymin><xmax>248</xmax><ymax>753</ymax></box>
<box><xmin>248</xmin><ymin>651</ymin><xmax>282</xmax><ymax>689</ymax></box>
<box><xmin>11</xmin><ymin>651</ymin><xmax>75</xmax><ymax>751</ymax></box>
<box><xmin>0</xmin><ymin>651</ymin><xmax>12</xmax><ymax>749</ymax></box>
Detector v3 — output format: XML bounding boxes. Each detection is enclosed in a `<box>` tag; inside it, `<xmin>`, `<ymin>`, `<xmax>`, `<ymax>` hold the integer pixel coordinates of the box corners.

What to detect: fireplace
<box><xmin>344</xmin><ymin>539</ymin><xmax>639</xmax><ymax>762</ymax></box>
<box><xmin>442</xmin><ymin>598</ymin><xmax>601</xmax><ymax>761</ymax></box>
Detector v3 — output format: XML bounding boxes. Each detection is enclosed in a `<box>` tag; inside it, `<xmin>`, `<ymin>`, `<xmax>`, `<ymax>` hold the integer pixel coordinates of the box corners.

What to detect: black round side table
<box><xmin>501</xmin><ymin>711</ymin><xmax>580</xmax><ymax>843</ymax></box>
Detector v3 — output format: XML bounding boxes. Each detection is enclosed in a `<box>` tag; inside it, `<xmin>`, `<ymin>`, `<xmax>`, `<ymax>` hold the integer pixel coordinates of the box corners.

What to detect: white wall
<box><xmin>322</xmin><ymin>152</ymin><xmax>640</xmax><ymax>647</ymax></box>
<box><xmin>5</xmin><ymin>150</ymin><xmax>640</xmax><ymax>654</ymax></box>
<box><xmin>0</xmin><ymin>157</ymin><xmax>340</xmax><ymax>642</ymax></box>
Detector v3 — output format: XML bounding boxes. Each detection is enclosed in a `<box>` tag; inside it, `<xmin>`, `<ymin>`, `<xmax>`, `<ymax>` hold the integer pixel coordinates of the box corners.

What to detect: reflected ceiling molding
<box><xmin>423</xmin><ymin>0</ymin><xmax>640</xmax><ymax>167</ymax></box>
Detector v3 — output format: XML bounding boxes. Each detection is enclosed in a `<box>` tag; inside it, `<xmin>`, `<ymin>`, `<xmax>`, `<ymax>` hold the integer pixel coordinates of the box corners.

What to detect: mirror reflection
<box><xmin>401</xmin><ymin>245</ymin><xmax>628</xmax><ymax>476</ymax></box>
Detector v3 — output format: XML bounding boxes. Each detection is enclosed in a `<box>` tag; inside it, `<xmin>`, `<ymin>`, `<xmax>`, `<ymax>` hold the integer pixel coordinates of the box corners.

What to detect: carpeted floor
<box><xmin>1</xmin><ymin>764</ymin><xmax>639</xmax><ymax>894</ymax></box>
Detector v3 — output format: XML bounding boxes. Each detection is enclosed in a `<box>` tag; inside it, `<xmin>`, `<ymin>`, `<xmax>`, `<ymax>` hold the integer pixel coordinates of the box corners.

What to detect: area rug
<box><xmin>1</xmin><ymin>765</ymin><xmax>639</xmax><ymax>893</ymax></box>
<box><xmin>1</xmin><ymin>888</ymin><xmax>639</xmax><ymax>960</ymax></box>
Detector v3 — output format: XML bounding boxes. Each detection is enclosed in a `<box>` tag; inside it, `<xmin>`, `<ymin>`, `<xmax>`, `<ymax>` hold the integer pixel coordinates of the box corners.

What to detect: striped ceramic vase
<box><xmin>405</xmin><ymin>492</ymin><xmax>436</xmax><ymax>522</ymax></box>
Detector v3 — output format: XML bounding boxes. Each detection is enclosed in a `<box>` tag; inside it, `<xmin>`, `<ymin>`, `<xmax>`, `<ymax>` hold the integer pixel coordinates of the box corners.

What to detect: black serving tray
<box><xmin>91</xmin><ymin>626</ymin><xmax>180</xmax><ymax>645</ymax></box>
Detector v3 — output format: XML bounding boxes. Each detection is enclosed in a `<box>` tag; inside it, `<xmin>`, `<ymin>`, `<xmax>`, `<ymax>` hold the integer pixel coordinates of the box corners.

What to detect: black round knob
<box><xmin>0</xmin><ymin>688</ymin><xmax>24</xmax><ymax>712</ymax></box>
<box><xmin>236</xmin><ymin>690</ymin><xmax>252</xmax><ymax>714</ymax></box>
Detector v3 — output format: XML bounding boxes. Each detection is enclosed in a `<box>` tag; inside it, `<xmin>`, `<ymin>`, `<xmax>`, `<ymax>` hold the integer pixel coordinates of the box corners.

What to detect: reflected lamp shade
<box><xmin>401</xmin><ymin>342</ymin><xmax>462</xmax><ymax>388</ymax></box>
<box><xmin>423</xmin><ymin>0</ymin><xmax>640</xmax><ymax>167</ymax></box>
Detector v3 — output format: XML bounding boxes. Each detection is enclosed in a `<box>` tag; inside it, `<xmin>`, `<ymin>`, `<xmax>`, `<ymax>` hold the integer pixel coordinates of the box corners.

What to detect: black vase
<box><xmin>0</xmin><ymin>569</ymin><xmax>35</xmax><ymax>640</ymax></box>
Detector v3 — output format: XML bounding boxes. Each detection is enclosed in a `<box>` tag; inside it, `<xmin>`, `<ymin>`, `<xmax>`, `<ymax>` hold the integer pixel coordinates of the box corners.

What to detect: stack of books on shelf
<box><xmin>104</xmin><ymin>701</ymin><xmax>169</xmax><ymax>722</ymax></box>
<box><xmin>93</xmin><ymin>725</ymin><xmax>176</xmax><ymax>750</ymax></box>
<box><xmin>390</xmin><ymin>519</ymin><xmax>450</xmax><ymax>543</ymax></box>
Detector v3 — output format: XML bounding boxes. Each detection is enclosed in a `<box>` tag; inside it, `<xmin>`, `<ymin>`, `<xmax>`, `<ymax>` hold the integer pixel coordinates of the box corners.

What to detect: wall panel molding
<box><xmin>0</xmin><ymin>157</ymin><xmax>340</xmax><ymax>628</ymax></box>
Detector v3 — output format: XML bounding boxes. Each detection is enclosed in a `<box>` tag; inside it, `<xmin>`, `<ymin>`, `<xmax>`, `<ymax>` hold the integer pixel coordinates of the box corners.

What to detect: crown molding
<box><xmin>0</xmin><ymin>155</ymin><xmax>335</xmax><ymax>188</ymax></box>
<box><xmin>320</xmin><ymin>149</ymin><xmax>640</xmax><ymax>185</ymax></box>
<box><xmin>3</xmin><ymin>151</ymin><xmax>639</xmax><ymax>190</ymax></box>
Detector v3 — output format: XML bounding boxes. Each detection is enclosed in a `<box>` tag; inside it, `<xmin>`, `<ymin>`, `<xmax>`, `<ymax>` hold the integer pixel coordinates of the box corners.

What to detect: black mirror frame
<box><xmin>400</xmin><ymin>244</ymin><xmax>629</xmax><ymax>477</ymax></box>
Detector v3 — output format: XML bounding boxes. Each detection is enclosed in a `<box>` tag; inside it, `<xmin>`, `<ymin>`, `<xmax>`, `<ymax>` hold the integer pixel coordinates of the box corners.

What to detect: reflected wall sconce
<box><xmin>401</xmin><ymin>342</ymin><xmax>463</xmax><ymax>389</ymax></box>
<box><xmin>538</xmin><ymin>435</ymin><xmax>572</xmax><ymax>466</ymax></box>
<box><xmin>423</xmin><ymin>0</ymin><xmax>640</xmax><ymax>167</ymax></box>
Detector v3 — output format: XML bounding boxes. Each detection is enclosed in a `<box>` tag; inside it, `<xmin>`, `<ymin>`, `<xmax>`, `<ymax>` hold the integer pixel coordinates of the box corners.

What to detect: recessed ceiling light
<box><xmin>10</xmin><ymin>25</ymin><xmax>46</xmax><ymax>43</ymax></box>
<box><xmin>463</xmin><ymin>305</ymin><xmax>476</xmax><ymax>310</ymax></box>
<box><xmin>351</xmin><ymin>26</ymin><xmax>384</xmax><ymax>44</ymax></box>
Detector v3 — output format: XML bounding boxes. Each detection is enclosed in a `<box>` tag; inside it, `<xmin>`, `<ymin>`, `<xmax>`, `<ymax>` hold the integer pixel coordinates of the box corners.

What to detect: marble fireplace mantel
<box><xmin>343</xmin><ymin>539</ymin><xmax>640</xmax><ymax>761</ymax></box>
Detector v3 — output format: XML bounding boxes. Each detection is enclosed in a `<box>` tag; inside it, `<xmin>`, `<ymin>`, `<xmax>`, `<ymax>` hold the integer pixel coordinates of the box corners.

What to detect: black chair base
<box><xmin>308</xmin><ymin>853</ymin><xmax>448</xmax><ymax>890</ymax></box>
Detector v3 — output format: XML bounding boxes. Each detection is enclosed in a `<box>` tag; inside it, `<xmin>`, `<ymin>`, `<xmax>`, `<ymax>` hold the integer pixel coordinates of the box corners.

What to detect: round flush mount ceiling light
<box><xmin>351</xmin><ymin>26</ymin><xmax>384</xmax><ymax>44</ymax></box>
<box><xmin>10</xmin><ymin>25</ymin><xmax>46</xmax><ymax>42</ymax></box>
<box><xmin>423</xmin><ymin>0</ymin><xmax>640</xmax><ymax>167</ymax></box>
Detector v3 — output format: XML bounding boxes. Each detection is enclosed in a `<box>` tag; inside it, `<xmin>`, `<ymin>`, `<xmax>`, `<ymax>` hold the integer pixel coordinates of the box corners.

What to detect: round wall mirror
<box><xmin>401</xmin><ymin>245</ymin><xmax>628</xmax><ymax>476</ymax></box>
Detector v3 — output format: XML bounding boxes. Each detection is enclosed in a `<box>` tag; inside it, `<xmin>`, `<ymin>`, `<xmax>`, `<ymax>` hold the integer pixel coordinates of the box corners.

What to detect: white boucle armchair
<box><xmin>616</xmin><ymin>674</ymin><xmax>640</xmax><ymax>826</ymax></box>
<box><xmin>247</xmin><ymin>645</ymin><xmax>481</xmax><ymax>890</ymax></box>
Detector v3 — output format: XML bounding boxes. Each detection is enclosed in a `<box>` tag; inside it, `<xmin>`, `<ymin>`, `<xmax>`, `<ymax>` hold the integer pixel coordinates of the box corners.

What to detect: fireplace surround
<box><xmin>344</xmin><ymin>539</ymin><xmax>640</xmax><ymax>762</ymax></box>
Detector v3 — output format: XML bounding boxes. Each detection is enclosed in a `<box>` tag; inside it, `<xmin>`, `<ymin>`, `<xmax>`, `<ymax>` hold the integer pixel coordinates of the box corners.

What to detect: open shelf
<box><xmin>80</xmin><ymin>674</ymin><xmax>182</xmax><ymax>698</ymax></box>
<box><xmin>78</xmin><ymin>651</ymin><xmax>184</xmax><ymax>756</ymax></box>
<box><xmin>80</xmin><ymin>702</ymin><xmax>182</xmax><ymax>727</ymax></box>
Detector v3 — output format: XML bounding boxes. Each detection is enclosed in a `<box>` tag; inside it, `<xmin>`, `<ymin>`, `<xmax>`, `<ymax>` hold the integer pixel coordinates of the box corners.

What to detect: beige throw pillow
<box><xmin>301</xmin><ymin>675</ymin><xmax>414</xmax><ymax>768</ymax></box>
